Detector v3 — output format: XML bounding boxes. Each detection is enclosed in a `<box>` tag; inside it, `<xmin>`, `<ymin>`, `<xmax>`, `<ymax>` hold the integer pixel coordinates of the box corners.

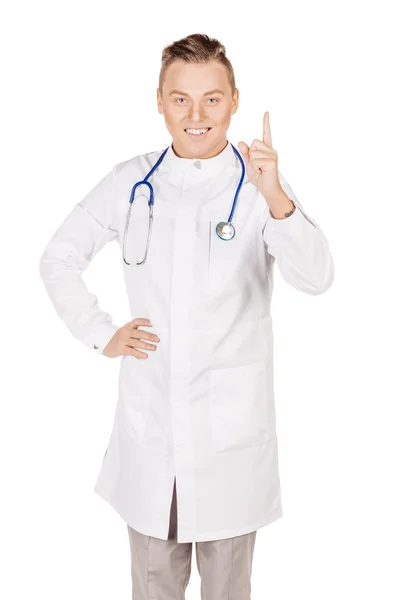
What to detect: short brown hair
<box><xmin>159</xmin><ymin>33</ymin><xmax>236</xmax><ymax>97</ymax></box>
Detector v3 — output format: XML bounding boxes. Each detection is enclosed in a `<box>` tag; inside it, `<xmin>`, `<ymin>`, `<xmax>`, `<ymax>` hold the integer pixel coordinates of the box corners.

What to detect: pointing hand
<box><xmin>238</xmin><ymin>111</ymin><xmax>283</xmax><ymax>202</ymax></box>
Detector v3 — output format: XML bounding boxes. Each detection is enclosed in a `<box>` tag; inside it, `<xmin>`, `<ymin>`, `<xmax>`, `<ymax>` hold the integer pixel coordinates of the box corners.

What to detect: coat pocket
<box><xmin>207</xmin><ymin>217</ymin><xmax>260</xmax><ymax>295</ymax></box>
<box><xmin>209</xmin><ymin>360</ymin><xmax>269</xmax><ymax>452</ymax></box>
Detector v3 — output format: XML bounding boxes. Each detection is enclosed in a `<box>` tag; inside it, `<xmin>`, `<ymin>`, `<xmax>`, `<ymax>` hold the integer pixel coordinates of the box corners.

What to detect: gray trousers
<box><xmin>127</xmin><ymin>477</ymin><xmax>257</xmax><ymax>599</ymax></box>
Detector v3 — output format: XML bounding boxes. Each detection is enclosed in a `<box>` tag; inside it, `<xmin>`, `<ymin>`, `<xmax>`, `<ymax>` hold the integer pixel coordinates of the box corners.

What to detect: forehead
<box><xmin>163</xmin><ymin>60</ymin><xmax>230</xmax><ymax>93</ymax></box>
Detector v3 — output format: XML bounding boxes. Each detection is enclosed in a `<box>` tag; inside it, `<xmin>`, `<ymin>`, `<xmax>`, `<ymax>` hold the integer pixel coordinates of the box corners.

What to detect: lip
<box><xmin>184</xmin><ymin>127</ymin><xmax>212</xmax><ymax>139</ymax></box>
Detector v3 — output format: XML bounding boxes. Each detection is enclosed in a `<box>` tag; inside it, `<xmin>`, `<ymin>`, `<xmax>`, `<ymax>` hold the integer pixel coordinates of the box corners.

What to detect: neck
<box><xmin>171</xmin><ymin>138</ymin><xmax>229</xmax><ymax>160</ymax></box>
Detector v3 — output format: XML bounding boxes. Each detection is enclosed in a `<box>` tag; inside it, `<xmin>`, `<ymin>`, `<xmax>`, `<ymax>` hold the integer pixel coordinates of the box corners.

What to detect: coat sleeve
<box><xmin>262</xmin><ymin>170</ymin><xmax>334</xmax><ymax>295</ymax></box>
<box><xmin>39</xmin><ymin>167</ymin><xmax>121</xmax><ymax>355</ymax></box>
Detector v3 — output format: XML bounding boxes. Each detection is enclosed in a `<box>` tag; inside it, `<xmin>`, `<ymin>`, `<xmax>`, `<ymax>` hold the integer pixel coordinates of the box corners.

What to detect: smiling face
<box><xmin>157</xmin><ymin>60</ymin><xmax>239</xmax><ymax>159</ymax></box>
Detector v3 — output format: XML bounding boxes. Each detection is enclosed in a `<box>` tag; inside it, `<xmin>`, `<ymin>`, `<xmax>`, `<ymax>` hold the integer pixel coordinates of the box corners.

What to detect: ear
<box><xmin>231</xmin><ymin>88</ymin><xmax>239</xmax><ymax>115</ymax></box>
<box><xmin>156</xmin><ymin>88</ymin><xmax>164</xmax><ymax>115</ymax></box>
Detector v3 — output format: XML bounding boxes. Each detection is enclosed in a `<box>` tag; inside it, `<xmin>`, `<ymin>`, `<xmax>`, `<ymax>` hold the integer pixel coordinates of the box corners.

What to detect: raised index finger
<box><xmin>263</xmin><ymin>111</ymin><xmax>272</xmax><ymax>148</ymax></box>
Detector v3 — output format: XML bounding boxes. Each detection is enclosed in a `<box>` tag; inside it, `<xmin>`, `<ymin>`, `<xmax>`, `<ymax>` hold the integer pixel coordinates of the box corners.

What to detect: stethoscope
<box><xmin>123</xmin><ymin>141</ymin><xmax>246</xmax><ymax>266</ymax></box>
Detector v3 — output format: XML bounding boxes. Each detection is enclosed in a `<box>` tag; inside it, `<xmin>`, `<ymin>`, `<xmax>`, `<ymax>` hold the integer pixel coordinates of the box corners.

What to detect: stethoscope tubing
<box><xmin>123</xmin><ymin>142</ymin><xmax>245</xmax><ymax>265</ymax></box>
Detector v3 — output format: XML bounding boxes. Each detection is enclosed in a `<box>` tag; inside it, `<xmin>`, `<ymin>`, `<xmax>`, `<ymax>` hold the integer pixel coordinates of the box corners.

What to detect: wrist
<box><xmin>268</xmin><ymin>198</ymin><xmax>296</xmax><ymax>220</ymax></box>
<box><xmin>263</xmin><ymin>188</ymin><xmax>296</xmax><ymax>220</ymax></box>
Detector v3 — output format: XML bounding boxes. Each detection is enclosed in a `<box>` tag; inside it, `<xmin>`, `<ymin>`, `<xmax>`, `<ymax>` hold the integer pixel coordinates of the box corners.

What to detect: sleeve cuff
<box><xmin>90</xmin><ymin>323</ymin><xmax>121</xmax><ymax>355</ymax></box>
<box><xmin>266</xmin><ymin>198</ymin><xmax>318</xmax><ymax>236</ymax></box>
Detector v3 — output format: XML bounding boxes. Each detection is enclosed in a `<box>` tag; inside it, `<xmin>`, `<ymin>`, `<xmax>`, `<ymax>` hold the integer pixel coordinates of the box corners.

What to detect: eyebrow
<box><xmin>168</xmin><ymin>89</ymin><xmax>225</xmax><ymax>96</ymax></box>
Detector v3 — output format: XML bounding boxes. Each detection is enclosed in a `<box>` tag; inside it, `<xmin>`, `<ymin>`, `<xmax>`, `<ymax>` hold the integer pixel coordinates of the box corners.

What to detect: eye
<box><xmin>207</xmin><ymin>98</ymin><xmax>219</xmax><ymax>103</ymax></box>
<box><xmin>175</xmin><ymin>98</ymin><xmax>186</xmax><ymax>103</ymax></box>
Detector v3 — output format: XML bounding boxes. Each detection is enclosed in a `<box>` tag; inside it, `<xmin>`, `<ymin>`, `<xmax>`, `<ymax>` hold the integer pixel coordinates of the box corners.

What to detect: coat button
<box><xmin>94</xmin><ymin>344</ymin><xmax>99</xmax><ymax>349</ymax></box>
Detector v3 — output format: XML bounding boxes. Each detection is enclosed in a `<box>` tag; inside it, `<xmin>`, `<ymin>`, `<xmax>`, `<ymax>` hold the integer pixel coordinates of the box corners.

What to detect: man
<box><xmin>39</xmin><ymin>33</ymin><xmax>334</xmax><ymax>600</ymax></box>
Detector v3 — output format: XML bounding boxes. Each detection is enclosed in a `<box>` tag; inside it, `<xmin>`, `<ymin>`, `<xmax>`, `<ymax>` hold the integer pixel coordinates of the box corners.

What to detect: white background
<box><xmin>1</xmin><ymin>0</ymin><xmax>399</xmax><ymax>598</ymax></box>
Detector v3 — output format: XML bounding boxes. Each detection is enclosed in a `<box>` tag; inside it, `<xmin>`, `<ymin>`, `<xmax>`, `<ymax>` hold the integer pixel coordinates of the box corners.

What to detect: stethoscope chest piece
<box><xmin>216</xmin><ymin>221</ymin><xmax>236</xmax><ymax>241</ymax></box>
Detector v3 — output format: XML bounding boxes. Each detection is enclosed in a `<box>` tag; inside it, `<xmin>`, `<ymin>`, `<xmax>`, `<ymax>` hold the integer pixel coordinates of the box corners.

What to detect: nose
<box><xmin>187</xmin><ymin>101</ymin><xmax>206</xmax><ymax>122</ymax></box>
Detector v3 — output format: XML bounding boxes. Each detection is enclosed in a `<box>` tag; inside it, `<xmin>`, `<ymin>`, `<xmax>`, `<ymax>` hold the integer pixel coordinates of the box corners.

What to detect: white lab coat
<box><xmin>39</xmin><ymin>141</ymin><xmax>334</xmax><ymax>543</ymax></box>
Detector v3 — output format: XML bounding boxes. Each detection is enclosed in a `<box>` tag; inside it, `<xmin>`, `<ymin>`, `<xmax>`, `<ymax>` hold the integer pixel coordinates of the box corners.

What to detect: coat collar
<box><xmin>158</xmin><ymin>139</ymin><xmax>238</xmax><ymax>179</ymax></box>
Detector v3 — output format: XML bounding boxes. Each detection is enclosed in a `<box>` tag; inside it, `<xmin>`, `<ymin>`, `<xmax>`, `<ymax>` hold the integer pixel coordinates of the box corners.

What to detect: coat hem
<box><xmin>94</xmin><ymin>482</ymin><xmax>283</xmax><ymax>543</ymax></box>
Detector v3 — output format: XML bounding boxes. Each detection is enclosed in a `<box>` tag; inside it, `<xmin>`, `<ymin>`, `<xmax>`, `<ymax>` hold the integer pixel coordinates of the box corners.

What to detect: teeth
<box><xmin>186</xmin><ymin>128</ymin><xmax>209</xmax><ymax>135</ymax></box>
